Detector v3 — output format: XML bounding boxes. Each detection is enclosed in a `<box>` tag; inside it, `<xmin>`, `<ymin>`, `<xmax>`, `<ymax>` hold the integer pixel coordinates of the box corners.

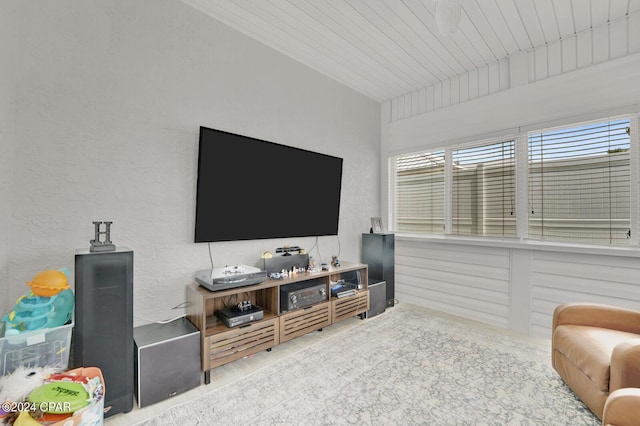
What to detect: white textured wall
<box><xmin>0</xmin><ymin>3</ymin><xmax>17</xmax><ymax>313</ymax></box>
<box><xmin>4</xmin><ymin>0</ymin><xmax>380</xmax><ymax>323</ymax></box>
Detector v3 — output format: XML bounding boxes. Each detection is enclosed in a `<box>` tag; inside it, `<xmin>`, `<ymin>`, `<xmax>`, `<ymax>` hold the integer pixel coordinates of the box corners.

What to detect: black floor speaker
<box><xmin>74</xmin><ymin>248</ymin><xmax>134</xmax><ymax>417</ymax></box>
<box><xmin>362</xmin><ymin>233</ymin><xmax>395</xmax><ymax>307</ymax></box>
<box><xmin>134</xmin><ymin>317</ymin><xmax>201</xmax><ymax>408</ymax></box>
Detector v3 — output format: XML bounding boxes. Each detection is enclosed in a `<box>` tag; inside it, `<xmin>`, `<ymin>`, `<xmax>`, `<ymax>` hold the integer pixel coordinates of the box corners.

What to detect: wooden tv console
<box><xmin>186</xmin><ymin>262</ymin><xmax>369</xmax><ymax>384</ymax></box>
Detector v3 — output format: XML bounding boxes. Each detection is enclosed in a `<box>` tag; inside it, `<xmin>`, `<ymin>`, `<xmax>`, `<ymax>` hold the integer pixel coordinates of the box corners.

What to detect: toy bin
<box><xmin>42</xmin><ymin>366</ymin><xmax>105</xmax><ymax>426</ymax></box>
<box><xmin>0</xmin><ymin>321</ymin><xmax>73</xmax><ymax>376</ymax></box>
<box><xmin>6</xmin><ymin>366</ymin><xmax>105</xmax><ymax>426</ymax></box>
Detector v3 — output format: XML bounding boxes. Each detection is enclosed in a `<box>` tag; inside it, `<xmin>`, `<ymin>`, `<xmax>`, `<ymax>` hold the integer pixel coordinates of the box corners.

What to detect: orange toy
<box><xmin>27</xmin><ymin>270</ymin><xmax>71</xmax><ymax>297</ymax></box>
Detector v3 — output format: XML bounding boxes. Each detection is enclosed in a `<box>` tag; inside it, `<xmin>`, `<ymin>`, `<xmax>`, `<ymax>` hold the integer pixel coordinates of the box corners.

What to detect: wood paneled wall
<box><xmin>389</xmin><ymin>13</ymin><xmax>640</xmax><ymax>123</ymax></box>
<box><xmin>395</xmin><ymin>238</ymin><xmax>640</xmax><ymax>339</ymax></box>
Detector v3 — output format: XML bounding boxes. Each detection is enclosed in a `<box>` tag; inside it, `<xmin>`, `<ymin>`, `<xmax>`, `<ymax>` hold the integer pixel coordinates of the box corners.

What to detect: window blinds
<box><xmin>452</xmin><ymin>140</ymin><xmax>516</xmax><ymax>236</ymax></box>
<box><xmin>395</xmin><ymin>151</ymin><xmax>445</xmax><ymax>234</ymax></box>
<box><xmin>528</xmin><ymin>118</ymin><xmax>631</xmax><ymax>244</ymax></box>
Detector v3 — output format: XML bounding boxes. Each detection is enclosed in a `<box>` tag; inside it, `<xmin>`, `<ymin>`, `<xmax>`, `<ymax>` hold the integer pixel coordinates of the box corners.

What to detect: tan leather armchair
<box><xmin>552</xmin><ymin>303</ymin><xmax>640</xmax><ymax>420</ymax></box>
<box><xmin>602</xmin><ymin>388</ymin><xmax>640</xmax><ymax>426</ymax></box>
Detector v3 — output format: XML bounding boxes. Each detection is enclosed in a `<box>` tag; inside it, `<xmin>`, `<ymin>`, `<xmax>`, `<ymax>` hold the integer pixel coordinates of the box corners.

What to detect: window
<box><xmin>528</xmin><ymin>119</ymin><xmax>631</xmax><ymax>245</ymax></box>
<box><xmin>391</xmin><ymin>114</ymin><xmax>635</xmax><ymax>247</ymax></box>
<box><xmin>394</xmin><ymin>151</ymin><xmax>445</xmax><ymax>234</ymax></box>
<box><xmin>452</xmin><ymin>140</ymin><xmax>516</xmax><ymax>236</ymax></box>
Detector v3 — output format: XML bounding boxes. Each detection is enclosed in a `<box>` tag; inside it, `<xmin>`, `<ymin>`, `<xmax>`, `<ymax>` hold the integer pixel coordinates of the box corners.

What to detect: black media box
<box><xmin>262</xmin><ymin>253</ymin><xmax>309</xmax><ymax>274</ymax></box>
<box><xmin>216</xmin><ymin>305</ymin><xmax>264</xmax><ymax>327</ymax></box>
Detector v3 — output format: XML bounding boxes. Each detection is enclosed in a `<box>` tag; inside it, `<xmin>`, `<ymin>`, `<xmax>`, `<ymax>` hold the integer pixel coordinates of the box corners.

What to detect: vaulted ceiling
<box><xmin>182</xmin><ymin>0</ymin><xmax>640</xmax><ymax>103</ymax></box>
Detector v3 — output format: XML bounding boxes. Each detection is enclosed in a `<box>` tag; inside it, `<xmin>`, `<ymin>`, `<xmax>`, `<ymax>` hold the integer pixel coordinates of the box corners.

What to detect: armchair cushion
<box><xmin>553</xmin><ymin>325</ymin><xmax>639</xmax><ymax>391</ymax></box>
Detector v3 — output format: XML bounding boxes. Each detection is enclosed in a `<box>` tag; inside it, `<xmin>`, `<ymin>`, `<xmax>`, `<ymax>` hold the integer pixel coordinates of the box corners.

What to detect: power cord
<box><xmin>134</xmin><ymin>302</ymin><xmax>189</xmax><ymax>324</ymax></box>
<box><xmin>208</xmin><ymin>242</ymin><xmax>214</xmax><ymax>269</ymax></box>
<box><xmin>309</xmin><ymin>236</ymin><xmax>322</xmax><ymax>263</ymax></box>
<box><xmin>309</xmin><ymin>235</ymin><xmax>341</xmax><ymax>264</ymax></box>
<box><xmin>134</xmin><ymin>313</ymin><xmax>186</xmax><ymax>324</ymax></box>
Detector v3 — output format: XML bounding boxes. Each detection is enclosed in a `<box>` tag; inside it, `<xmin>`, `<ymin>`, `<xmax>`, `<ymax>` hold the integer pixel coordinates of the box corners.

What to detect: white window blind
<box><xmin>528</xmin><ymin>118</ymin><xmax>631</xmax><ymax>245</ymax></box>
<box><xmin>394</xmin><ymin>151</ymin><xmax>445</xmax><ymax>234</ymax></box>
<box><xmin>452</xmin><ymin>140</ymin><xmax>516</xmax><ymax>236</ymax></box>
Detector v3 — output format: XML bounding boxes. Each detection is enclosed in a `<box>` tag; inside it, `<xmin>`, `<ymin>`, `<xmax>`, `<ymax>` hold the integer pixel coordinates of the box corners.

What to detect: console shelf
<box><xmin>279</xmin><ymin>301</ymin><xmax>332</xmax><ymax>343</ymax></box>
<box><xmin>206</xmin><ymin>317</ymin><xmax>279</xmax><ymax>369</ymax></box>
<box><xmin>187</xmin><ymin>262</ymin><xmax>369</xmax><ymax>383</ymax></box>
<box><xmin>332</xmin><ymin>291</ymin><xmax>369</xmax><ymax>322</ymax></box>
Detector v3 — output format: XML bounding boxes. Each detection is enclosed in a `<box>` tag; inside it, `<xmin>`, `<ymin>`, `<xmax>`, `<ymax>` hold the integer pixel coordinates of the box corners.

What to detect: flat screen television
<box><xmin>194</xmin><ymin>126</ymin><xmax>343</xmax><ymax>243</ymax></box>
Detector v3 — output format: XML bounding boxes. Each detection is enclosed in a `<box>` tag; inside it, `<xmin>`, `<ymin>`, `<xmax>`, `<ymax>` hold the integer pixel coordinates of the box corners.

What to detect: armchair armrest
<box><xmin>610</xmin><ymin>339</ymin><xmax>640</xmax><ymax>391</ymax></box>
<box><xmin>552</xmin><ymin>303</ymin><xmax>640</xmax><ymax>335</ymax></box>
<box><xmin>602</xmin><ymin>388</ymin><xmax>640</xmax><ymax>426</ymax></box>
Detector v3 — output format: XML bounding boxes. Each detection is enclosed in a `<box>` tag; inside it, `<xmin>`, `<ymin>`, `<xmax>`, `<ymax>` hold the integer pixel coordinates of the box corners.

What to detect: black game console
<box><xmin>216</xmin><ymin>302</ymin><xmax>264</xmax><ymax>328</ymax></box>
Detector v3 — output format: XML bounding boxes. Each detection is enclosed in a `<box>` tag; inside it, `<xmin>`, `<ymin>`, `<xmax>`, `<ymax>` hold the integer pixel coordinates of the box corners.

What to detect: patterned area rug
<box><xmin>137</xmin><ymin>305</ymin><xmax>599</xmax><ymax>425</ymax></box>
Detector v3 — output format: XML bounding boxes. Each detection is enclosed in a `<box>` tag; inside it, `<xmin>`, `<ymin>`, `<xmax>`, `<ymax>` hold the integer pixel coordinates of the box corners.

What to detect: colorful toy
<box><xmin>1</xmin><ymin>269</ymin><xmax>74</xmax><ymax>337</ymax></box>
<box><xmin>0</xmin><ymin>367</ymin><xmax>102</xmax><ymax>425</ymax></box>
<box><xmin>13</xmin><ymin>411</ymin><xmax>42</xmax><ymax>426</ymax></box>
<box><xmin>28</xmin><ymin>381</ymin><xmax>90</xmax><ymax>414</ymax></box>
<box><xmin>26</xmin><ymin>269</ymin><xmax>70</xmax><ymax>297</ymax></box>
<box><xmin>0</xmin><ymin>365</ymin><xmax>60</xmax><ymax>422</ymax></box>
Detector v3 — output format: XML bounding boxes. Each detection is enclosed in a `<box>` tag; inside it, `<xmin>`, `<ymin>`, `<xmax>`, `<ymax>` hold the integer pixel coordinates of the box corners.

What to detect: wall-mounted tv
<box><xmin>194</xmin><ymin>126</ymin><xmax>343</xmax><ymax>243</ymax></box>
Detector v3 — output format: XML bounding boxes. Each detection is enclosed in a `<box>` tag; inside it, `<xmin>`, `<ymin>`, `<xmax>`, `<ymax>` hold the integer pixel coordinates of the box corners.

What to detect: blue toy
<box><xmin>2</xmin><ymin>290</ymin><xmax>74</xmax><ymax>336</ymax></box>
<box><xmin>2</xmin><ymin>268</ymin><xmax>74</xmax><ymax>337</ymax></box>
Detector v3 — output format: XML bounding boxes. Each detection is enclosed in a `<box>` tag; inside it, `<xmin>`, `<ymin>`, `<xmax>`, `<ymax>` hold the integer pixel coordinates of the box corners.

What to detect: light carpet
<box><xmin>136</xmin><ymin>304</ymin><xmax>599</xmax><ymax>425</ymax></box>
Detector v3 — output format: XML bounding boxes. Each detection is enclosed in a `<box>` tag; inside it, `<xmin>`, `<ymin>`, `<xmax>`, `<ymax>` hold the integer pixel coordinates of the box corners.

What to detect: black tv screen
<box><xmin>194</xmin><ymin>126</ymin><xmax>343</xmax><ymax>243</ymax></box>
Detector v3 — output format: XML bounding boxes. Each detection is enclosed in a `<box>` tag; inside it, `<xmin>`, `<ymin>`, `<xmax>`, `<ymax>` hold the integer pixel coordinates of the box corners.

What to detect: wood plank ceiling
<box><xmin>182</xmin><ymin>0</ymin><xmax>640</xmax><ymax>103</ymax></box>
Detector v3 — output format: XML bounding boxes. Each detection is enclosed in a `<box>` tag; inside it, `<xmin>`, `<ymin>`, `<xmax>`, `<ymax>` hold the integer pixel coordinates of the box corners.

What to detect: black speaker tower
<box><xmin>74</xmin><ymin>248</ymin><xmax>134</xmax><ymax>417</ymax></box>
<box><xmin>362</xmin><ymin>233</ymin><xmax>395</xmax><ymax>307</ymax></box>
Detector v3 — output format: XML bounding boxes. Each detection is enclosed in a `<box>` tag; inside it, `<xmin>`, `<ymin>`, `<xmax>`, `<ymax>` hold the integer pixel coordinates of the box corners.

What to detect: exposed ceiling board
<box><xmin>182</xmin><ymin>0</ymin><xmax>639</xmax><ymax>103</ymax></box>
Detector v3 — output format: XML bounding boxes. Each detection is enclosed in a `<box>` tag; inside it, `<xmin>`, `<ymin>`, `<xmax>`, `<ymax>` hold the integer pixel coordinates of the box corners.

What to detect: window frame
<box><xmin>389</xmin><ymin>113</ymin><xmax>640</xmax><ymax>248</ymax></box>
<box><xmin>527</xmin><ymin>118</ymin><xmax>632</xmax><ymax>245</ymax></box>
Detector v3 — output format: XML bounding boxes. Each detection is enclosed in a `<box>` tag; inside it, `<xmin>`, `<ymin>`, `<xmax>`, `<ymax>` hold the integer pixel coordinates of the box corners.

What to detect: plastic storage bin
<box><xmin>0</xmin><ymin>321</ymin><xmax>73</xmax><ymax>375</ymax></box>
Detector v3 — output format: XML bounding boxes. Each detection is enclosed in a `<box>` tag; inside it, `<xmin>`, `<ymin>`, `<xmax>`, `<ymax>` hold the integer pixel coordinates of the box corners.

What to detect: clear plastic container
<box><xmin>0</xmin><ymin>321</ymin><xmax>73</xmax><ymax>375</ymax></box>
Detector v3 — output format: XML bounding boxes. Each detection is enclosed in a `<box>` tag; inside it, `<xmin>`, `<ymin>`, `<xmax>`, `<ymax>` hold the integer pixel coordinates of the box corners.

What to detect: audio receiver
<box><xmin>280</xmin><ymin>280</ymin><xmax>327</xmax><ymax>312</ymax></box>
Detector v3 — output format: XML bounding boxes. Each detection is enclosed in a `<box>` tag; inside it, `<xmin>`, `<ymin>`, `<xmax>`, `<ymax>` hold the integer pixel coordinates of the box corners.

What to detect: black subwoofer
<box><xmin>74</xmin><ymin>248</ymin><xmax>134</xmax><ymax>417</ymax></box>
<box><xmin>365</xmin><ymin>280</ymin><xmax>386</xmax><ymax>318</ymax></box>
<box><xmin>134</xmin><ymin>317</ymin><xmax>201</xmax><ymax>408</ymax></box>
